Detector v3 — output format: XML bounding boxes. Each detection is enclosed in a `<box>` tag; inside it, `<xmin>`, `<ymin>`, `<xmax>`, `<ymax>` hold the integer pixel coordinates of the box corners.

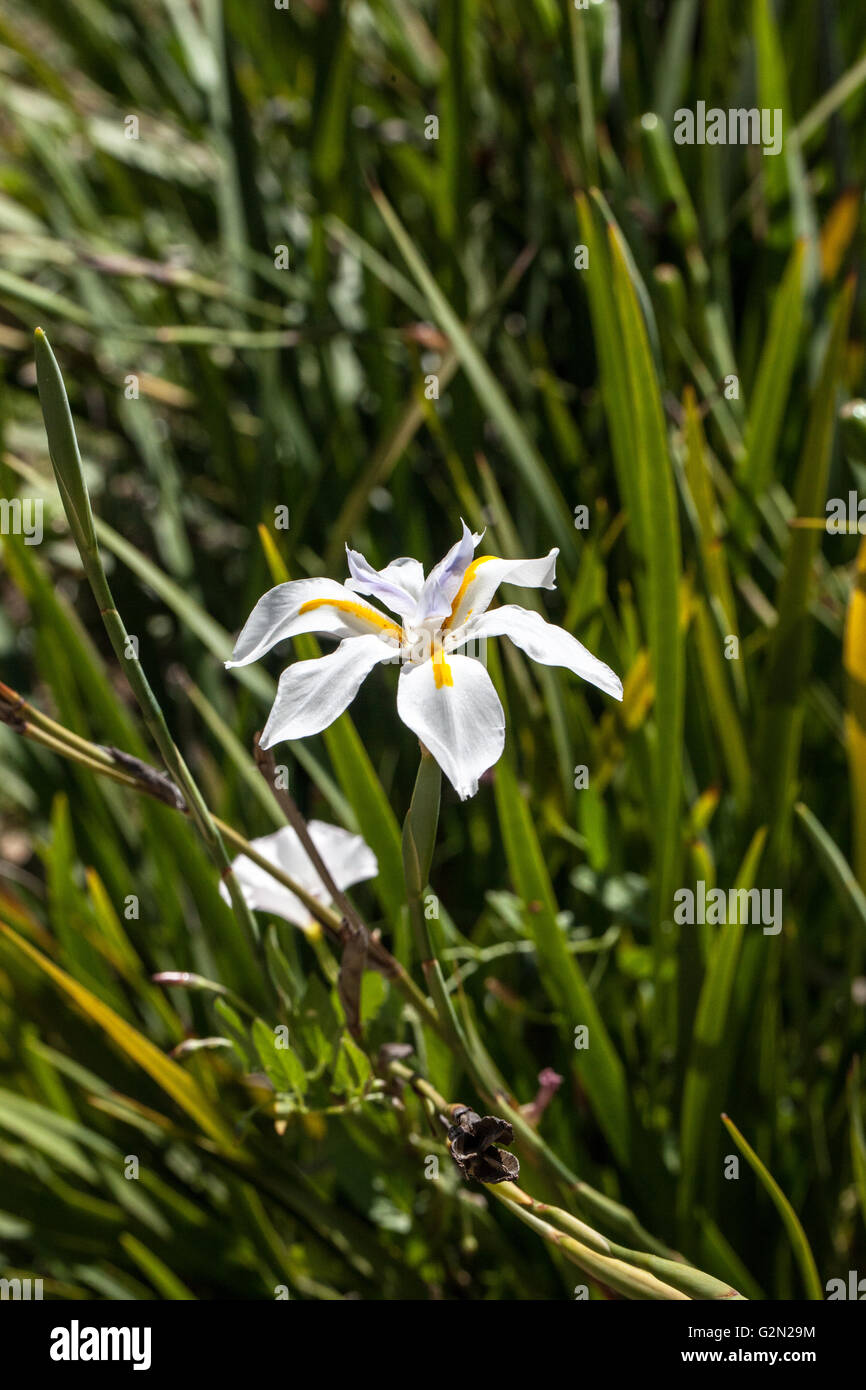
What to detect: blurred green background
<box><xmin>0</xmin><ymin>0</ymin><xmax>865</xmax><ymax>1300</ymax></box>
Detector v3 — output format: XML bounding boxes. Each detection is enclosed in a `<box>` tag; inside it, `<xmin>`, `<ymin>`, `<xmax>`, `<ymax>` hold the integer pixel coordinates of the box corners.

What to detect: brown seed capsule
<box><xmin>446</xmin><ymin>1107</ymin><xmax>520</xmax><ymax>1184</ymax></box>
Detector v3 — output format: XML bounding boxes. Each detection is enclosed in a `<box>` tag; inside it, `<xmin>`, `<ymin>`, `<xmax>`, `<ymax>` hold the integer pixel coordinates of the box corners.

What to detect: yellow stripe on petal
<box><xmin>442</xmin><ymin>555</ymin><xmax>495</xmax><ymax>630</ymax></box>
<box><xmin>432</xmin><ymin>645</ymin><xmax>453</xmax><ymax>688</ymax></box>
<box><xmin>298</xmin><ymin>597</ymin><xmax>402</xmax><ymax>638</ymax></box>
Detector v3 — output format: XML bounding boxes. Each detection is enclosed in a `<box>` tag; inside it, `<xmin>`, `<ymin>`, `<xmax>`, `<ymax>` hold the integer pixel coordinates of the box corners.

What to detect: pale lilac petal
<box><xmin>396</xmin><ymin>652</ymin><xmax>505</xmax><ymax>800</ymax></box>
<box><xmin>414</xmin><ymin>520</ymin><xmax>481</xmax><ymax>623</ymax></box>
<box><xmin>457</xmin><ymin>605</ymin><xmax>623</xmax><ymax>701</ymax></box>
<box><xmin>260</xmin><ymin>634</ymin><xmax>393</xmax><ymax>746</ymax></box>
<box><xmin>344</xmin><ymin>547</ymin><xmax>424</xmax><ymax>617</ymax></box>
<box><xmin>374</xmin><ymin>557</ymin><xmax>426</xmax><ymax>602</ymax></box>
<box><xmin>226</xmin><ymin>578</ymin><xmax>399</xmax><ymax>669</ymax></box>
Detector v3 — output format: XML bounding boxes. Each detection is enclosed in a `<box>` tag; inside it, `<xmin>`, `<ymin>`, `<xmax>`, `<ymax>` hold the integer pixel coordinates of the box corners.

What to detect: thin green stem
<box><xmin>34</xmin><ymin>328</ymin><xmax>261</xmax><ymax>959</ymax></box>
<box><xmin>402</xmin><ymin>749</ymin><xmax>468</xmax><ymax>1052</ymax></box>
<box><xmin>488</xmin><ymin>1186</ymin><xmax>691</xmax><ymax>1301</ymax></box>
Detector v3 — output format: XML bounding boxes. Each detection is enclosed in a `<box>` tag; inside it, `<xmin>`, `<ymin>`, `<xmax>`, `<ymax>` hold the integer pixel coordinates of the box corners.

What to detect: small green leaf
<box><xmin>721</xmin><ymin>1112</ymin><xmax>822</xmax><ymax>1300</ymax></box>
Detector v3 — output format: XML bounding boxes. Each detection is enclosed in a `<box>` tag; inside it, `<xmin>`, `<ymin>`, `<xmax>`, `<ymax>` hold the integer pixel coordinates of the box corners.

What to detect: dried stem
<box><xmin>252</xmin><ymin>735</ymin><xmax>369</xmax><ymax>1037</ymax></box>
<box><xmin>253</xmin><ymin>735</ymin><xmax>366</xmax><ymax>939</ymax></box>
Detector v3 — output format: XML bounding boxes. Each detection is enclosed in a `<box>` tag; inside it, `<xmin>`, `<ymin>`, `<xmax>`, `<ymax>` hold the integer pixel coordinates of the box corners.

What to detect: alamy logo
<box><xmin>49</xmin><ymin>1320</ymin><xmax>152</xmax><ymax>1371</ymax></box>
<box><xmin>826</xmin><ymin>493</ymin><xmax>866</xmax><ymax>533</ymax></box>
<box><xmin>0</xmin><ymin>1276</ymin><xmax>43</xmax><ymax>1299</ymax></box>
<box><xmin>383</xmin><ymin>632</ymin><xmax>488</xmax><ymax>667</ymax></box>
<box><xmin>673</xmin><ymin>881</ymin><xmax>782</xmax><ymax>935</ymax></box>
<box><xmin>673</xmin><ymin>103</ymin><xmax>782</xmax><ymax>156</ymax></box>
<box><xmin>826</xmin><ymin>1271</ymin><xmax>866</xmax><ymax>1299</ymax></box>
<box><xmin>0</xmin><ymin>497</ymin><xmax>43</xmax><ymax>545</ymax></box>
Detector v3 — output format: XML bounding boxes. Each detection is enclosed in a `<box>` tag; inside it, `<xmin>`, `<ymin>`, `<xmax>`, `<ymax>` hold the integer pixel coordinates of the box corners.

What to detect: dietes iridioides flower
<box><xmin>227</xmin><ymin>522</ymin><xmax>623</xmax><ymax>799</ymax></box>
<box><xmin>219</xmin><ymin>822</ymin><xmax>378</xmax><ymax>929</ymax></box>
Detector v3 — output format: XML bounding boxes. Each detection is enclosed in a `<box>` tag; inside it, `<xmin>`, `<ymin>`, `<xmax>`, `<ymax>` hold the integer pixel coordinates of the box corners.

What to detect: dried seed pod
<box><xmin>446</xmin><ymin>1107</ymin><xmax>519</xmax><ymax>1184</ymax></box>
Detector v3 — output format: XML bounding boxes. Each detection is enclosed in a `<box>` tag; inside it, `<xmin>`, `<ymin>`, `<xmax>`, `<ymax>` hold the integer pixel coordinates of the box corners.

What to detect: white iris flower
<box><xmin>227</xmin><ymin>522</ymin><xmax>623</xmax><ymax>799</ymax></box>
<box><xmin>219</xmin><ymin>822</ymin><xmax>378</xmax><ymax>929</ymax></box>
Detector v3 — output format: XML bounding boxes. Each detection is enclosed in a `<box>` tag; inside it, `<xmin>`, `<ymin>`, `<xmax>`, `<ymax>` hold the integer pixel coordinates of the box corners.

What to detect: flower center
<box><xmin>399</xmin><ymin>623</ymin><xmax>456</xmax><ymax>687</ymax></box>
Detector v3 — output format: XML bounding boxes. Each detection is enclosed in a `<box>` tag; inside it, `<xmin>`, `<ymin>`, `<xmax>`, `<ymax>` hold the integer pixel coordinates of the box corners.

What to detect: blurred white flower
<box><xmin>220</xmin><ymin>821</ymin><xmax>377</xmax><ymax>928</ymax></box>
<box><xmin>227</xmin><ymin>521</ymin><xmax>622</xmax><ymax>800</ymax></box>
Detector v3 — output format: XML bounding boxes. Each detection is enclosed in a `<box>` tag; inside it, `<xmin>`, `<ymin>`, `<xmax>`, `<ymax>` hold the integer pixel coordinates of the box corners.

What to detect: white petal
<box><xmin>445</xmin><ymin>550</ymin><xmax>558</xmax><ymax>630</ymax></box>
<box><xmin>458</xmin><ymin>605</ymin><xmax>623</xmax><ymax>701</ymax></box>
<box><xmin>344</xmin><ymin>547</ymin><xmax>424</xmax><ymax>617</ymax></box>
<box><xmin>376</xmin><ymin>557</ymin><xmax>426</xmax><ymax>601</ymax></box>
<box><xmin>306</xmin><ymin>820</ymin><xmax>379</xmax><ymax>891</ymax></box>
<box><xmin>226</xmin><ymin>578</ymin><xmax>399</xmax><ymax>669</ymax></box>
<box><xmin>260</xmin><ymin>634</ymin><xmax>393</xmax><ymax>746</ymax></box>
<box><xmin>396</xmin><ymin>652</ymin><xmax>505</xmax><ymax>800</ymax></box>
<box><xmin>219</xmin><ymin>822</ymin><xmax>377</xmax><ymax>927</ymax></box>
<box><xmin>219</xmin><ymin>830</ymin><xmax>314</xmax><ymax>927</ymax></box>
<box><xmin>414</xmin><ymin>519</ymin><xmax>481</xmax><ymax>623</ymax></box>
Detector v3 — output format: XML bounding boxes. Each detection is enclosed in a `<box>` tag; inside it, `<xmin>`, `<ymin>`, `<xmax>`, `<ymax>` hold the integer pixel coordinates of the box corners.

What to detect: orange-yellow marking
<box><xmin>298</xmin><ymin>597</ymin><xmax>401</xmax><ymax>638</ymax></box>
<box><xmin>442</xmin><ymin>555</ymin><xmax>495</xmax><ymax>630</ymax></box>
<box><xmin>432</xmin><ymin>645</ymin><xmax>453</xmax><ymax>689</ymax></box>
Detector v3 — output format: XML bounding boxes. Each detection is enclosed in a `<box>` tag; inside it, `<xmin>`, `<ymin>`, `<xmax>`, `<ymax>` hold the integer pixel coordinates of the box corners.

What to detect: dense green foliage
<box><xmin>0</xmin><ymin>0</ymin><xmax>865</xmax><ymax>1300</ymax></box>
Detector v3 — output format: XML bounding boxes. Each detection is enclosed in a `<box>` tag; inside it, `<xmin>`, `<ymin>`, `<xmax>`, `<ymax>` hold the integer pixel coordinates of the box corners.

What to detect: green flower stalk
<box><xmin>402</xmin><ymin>745</ymin><xmax>465</xmax><ymax>1049</ymax></box>
<box><xmin>401</xmin><ymin>747</ymin><xmax>515</xmax><ymax>1103</ymax></box>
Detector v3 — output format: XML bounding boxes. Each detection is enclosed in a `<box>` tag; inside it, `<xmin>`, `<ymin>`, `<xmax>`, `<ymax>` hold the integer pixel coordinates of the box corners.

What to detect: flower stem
<box><xmin>487</xmin><ymin>1185</ymin><xmax>692</xmax><ymax>1300</ymax></box>
<box><xmin>402</xmin><ymin>748</ymin><xmax>468</xmax><ymax>1052</ymax></box>
<box><xmin>253</xmin><ymin>736</ymin><xmax>369</xmax><ymax>1036</ymax></box>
